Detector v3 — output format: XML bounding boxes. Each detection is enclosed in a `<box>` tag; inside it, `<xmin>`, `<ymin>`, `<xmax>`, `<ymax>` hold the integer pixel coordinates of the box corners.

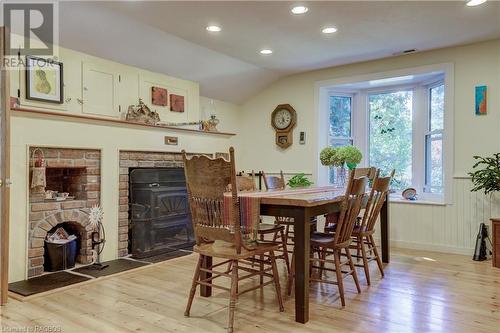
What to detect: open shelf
<box><xmin>11</xmin><ymin>107</ymin><xmax>236</xmax><ymax>137</ymax></box>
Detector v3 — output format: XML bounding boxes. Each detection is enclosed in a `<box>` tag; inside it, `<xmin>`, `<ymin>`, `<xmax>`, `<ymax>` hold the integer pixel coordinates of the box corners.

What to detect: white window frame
<box><xmin>315</xmin><ymin>63</ymin><xmax>454</xmax><ymax>204</ymax></box>
<box><xmin>424</xmin><ymin>80</ymin><xmax>445</xmax><ymax>194</ymax></box>
<box><xmin>327</xmin><ymin>93</ymin><xmax>354</xmax><ymax>147</ymax></box>
<box><xmin>327</xmin><ymin>93</ymin><xmax>354</xmax><ymax>184</ymax></box>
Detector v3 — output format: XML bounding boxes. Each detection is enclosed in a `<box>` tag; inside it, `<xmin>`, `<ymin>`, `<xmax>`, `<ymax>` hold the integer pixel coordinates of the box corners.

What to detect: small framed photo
<box><xmin>475</xmin><ymin>85</ymin><xmax>487</xmax><ymax>115</ymax></box>
<box><xmin>170</xmin><ymin>94</ymin><xmax>185</xmax><ymax>113</ymax></box>
<box><xmin>152</xmin><ymin>86</ymin><xmax>168</xmax><ymax>106</ymax></box>
<box><xmin>26</xmin><ymin>56</ymin><xmax>64</xmax><ymax>104</ymax></box>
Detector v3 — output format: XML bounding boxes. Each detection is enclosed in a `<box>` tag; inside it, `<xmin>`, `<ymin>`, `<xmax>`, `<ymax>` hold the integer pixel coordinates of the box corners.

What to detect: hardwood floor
<box><xmin>1</xmin><ymin>248</ymin><xmax>500</xmax><ymax>333</ymax></box>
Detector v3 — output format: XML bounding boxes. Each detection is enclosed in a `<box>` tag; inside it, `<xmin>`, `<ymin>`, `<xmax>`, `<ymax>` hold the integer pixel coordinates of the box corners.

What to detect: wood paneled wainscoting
<box><xmin>388</xmin><ymin>177</ymin><xmax>500</xmax><ymax>255</ymax></box>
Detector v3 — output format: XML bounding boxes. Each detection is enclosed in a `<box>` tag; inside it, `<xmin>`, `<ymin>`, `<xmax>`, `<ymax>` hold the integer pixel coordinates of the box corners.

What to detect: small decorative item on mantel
<box><xmin>30</xmin><ymin>148</ymin><xmax>46</xmax><ymax>194</ymax></box>
<box><xmin>201</xmin><ymin>114</ymin><xmax>220</xmax><ymax>132</ymax></box>
<box><xmin>126</xmin><ymin>98</ymin><xmax>160</xmax><ymax>125</ymax></box>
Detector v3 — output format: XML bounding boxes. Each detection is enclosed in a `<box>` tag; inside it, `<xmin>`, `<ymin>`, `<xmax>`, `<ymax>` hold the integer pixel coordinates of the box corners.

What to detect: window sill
<box><xmin>389</xmin><ymin>194</ymin><xmax>446</xmax><ymax>206</ymax></box>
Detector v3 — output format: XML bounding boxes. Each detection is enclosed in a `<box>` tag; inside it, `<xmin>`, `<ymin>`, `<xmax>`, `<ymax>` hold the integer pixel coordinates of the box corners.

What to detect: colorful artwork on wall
<box><xmin>151</xmin><ymin>87</ymin><xmax>168</xmax><ymax>106</ymax></box>
<box><xmin>26</xmin><ymin>56</ymin><xmax>64</xmax><ymax>104</ymax></box>
<box><xmin>170</xmin><ymin>94</ymin><xmax>185</xmax><ymax>113</ymax></box>
<box><xmin>475</xmin><ymin>85</ymin><xmax>487</xmax><ymax>115</ymax></box>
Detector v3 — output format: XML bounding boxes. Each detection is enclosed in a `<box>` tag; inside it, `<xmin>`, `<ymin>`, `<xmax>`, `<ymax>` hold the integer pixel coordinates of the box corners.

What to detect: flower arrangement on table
<box><xmin>320</xmin><ymin>145</ymin><xmax>363</xmax><ymax>185</ymax></box>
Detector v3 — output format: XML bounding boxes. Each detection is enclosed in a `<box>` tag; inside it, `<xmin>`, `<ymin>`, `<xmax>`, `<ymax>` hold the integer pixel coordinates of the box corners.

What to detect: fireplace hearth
<box><xmin>129</xmin><ymin>168</ymin><xmax>194</xmax><ymax>258</ymax></box>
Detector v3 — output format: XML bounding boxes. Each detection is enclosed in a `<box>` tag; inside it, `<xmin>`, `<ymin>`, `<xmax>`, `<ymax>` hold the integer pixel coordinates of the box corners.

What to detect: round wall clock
<box><xmin>271</xmin><ymin>104</ymin><xmax>297</xmax><ymax>148</ymax></box>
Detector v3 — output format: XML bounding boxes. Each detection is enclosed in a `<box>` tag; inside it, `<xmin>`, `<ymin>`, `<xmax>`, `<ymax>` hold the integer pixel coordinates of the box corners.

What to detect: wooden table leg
<box><xmin>380</xmin><ymin>198</ymin><xmax>390</xmax><ymax>263</ymax></box>
<box><xmin>293</xmin><ymin>208</ymin><xmax>310</xmax><ymax>324</ymax></box>
<box><xmin>200</xmin><ymin>255</ymin><xmax>212</xmax><ymax>297</ymax></box>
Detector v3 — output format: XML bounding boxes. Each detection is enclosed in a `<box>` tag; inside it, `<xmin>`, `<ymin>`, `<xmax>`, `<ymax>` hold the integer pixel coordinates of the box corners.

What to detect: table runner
<box><xmin>223</xmin><ymin>186</ymin><xmax>341</xmax><ymax>240</ymax></box>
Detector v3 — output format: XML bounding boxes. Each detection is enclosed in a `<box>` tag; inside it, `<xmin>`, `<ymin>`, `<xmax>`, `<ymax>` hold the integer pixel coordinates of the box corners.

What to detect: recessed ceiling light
<box><xmin>260</xmin><ymin>49</ymin><xmax>273</xmax><ymax>55</ymax></box>
<box><xmin>206</xmin><ymin>25</ymin><xmax>221</xmax><ymax>32</ymax></box>
<box><xmin>322</xmin><ymin>27</ymin><xmax>338</xmax><ymax>34</ymax></box>
<box><xmin>291</xmin><ymin>6</ymin><xmax>308</xmax><ymax>15</ymax></box>
<box><xmin>466</xmin><ymin>0</ymin><xmax>487</xmax><ymax>6</ymax></box>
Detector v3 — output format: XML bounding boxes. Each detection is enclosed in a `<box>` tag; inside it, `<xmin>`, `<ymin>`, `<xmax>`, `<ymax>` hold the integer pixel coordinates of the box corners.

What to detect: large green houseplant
<box><xmin>469</xmin><ymin>153</ymin><xmax>500</xmax><ymax>195</ymax></box>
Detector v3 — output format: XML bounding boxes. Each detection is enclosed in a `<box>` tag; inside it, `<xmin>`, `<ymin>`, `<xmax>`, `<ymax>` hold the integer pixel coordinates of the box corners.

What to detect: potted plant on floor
<box><xmin>469</xmin><ymin>153</ymin><xmax>500</xmax><ymax>195</ymax></box>
<box><xmin>469</xmin><ymin>153</ymin><xmax>500</xmax><ymax>261</ymax></box>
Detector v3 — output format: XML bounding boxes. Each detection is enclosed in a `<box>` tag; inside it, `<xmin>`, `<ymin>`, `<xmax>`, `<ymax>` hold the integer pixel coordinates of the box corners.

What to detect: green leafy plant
<box><xmin>287</xmin><ymin>173</ymin><xmax>313</xmax><ymax>188</ymax></box>
<box><xmin>469</xmin><ymin>153</ymin><xmax>500</xmax><ymax>195</ymax></box>
<box><xmin>320</xmin><ymin>145</ymin><xmax>363</xmax><ymax>168</ymax></box>
<box><xmin>320</xmin><ymin>147</ymin><xmax>336</xmax><ymax>166</ymax></box>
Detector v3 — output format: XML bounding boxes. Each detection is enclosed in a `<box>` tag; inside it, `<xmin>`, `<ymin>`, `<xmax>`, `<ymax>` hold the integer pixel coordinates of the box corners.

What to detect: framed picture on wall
<box><xmin>25</xmin><ymin>56</ymin><xmax>64</xmax><ymax>104</ymax></box>
<box><xmin>170</xmin><ymin>94</ymin><xmax>185</xmax><ymax>112</ymax></box>
<box><xmin>151</xmin><ymin>86</ymin><xmax>168</xmax><ymax>106</ymax></box>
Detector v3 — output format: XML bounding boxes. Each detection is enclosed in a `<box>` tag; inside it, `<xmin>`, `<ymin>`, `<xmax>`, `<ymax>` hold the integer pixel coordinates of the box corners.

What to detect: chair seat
<box><xmin>258</xmin><ymin>223</ymin><xmax>285</xmax><ymax>233</ymax></box>
<box><xmin>311</xmin><ymin>232</ymin><xmax>334</xmax><ymax>244</ymax></box>
<box><xmin>351</xmin><ymin>225</ymin><xmax>375</xmax><ymax>236</ymax></box>
<box><xmin>310</xmin><ymin>232</ymin><xmax>352</xmax><ymax>249</ymax></box>
<box><xmin>193</xmin><ymin>240</ymin><xmax>280</xmax><ymax>259</ymax></box>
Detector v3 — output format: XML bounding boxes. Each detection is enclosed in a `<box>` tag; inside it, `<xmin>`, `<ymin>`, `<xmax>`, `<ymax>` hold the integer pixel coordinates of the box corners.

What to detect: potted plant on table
<box><xmin>320</xmin><ymin>145</ymin><xmax>363</xmax><ymax>186</ymax></box>
<box><xmin>287</xmin><ymin>173</ymin><xmax>313</xmax><ymax>188</ymax></box>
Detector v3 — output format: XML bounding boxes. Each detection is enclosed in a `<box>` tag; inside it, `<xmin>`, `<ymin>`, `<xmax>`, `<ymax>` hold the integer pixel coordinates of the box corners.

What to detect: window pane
<box><xmin>425</xmin><ymin>133</ymin><xmax>443</xmax><ymax>193</ymax></box>
<box><xmin>329</xmin><ymin>96</ymin><xmax>352</xmax><ymax>138</ymax></box>
<box><xmin>430</xmin><ymin>84</ymin><xmax>444</xmax><ymax>131</ymax></box>
<box><xmin>369</xmin><ymin>90</ymin><xmax>413</xmax><ymax>190</ymax></box>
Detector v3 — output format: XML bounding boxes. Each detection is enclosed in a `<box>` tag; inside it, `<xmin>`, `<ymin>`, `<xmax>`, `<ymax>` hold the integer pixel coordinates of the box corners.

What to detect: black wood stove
<box><xmin>129</xmin><ymin>168</ymin><xmax>194</xmax><ymax>258</ymax></box>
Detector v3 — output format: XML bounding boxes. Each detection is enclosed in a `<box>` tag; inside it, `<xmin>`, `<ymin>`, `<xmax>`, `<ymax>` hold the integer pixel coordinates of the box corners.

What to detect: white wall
<box><xmin>8</xmin><ymin>45</ymin><xmax>239</xmax><ymax>282</ymax></box>
<box><xmin>235</xmin><ymin>39</ymin><xmax>500</xmax><ymax>254</ymax></box>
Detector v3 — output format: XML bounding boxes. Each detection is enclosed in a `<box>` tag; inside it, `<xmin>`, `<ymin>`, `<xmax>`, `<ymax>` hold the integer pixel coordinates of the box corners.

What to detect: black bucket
<box><xmin>43</xmin><ymin>239</ymin><xmax>78</xmax><ymax>271</ymax></box>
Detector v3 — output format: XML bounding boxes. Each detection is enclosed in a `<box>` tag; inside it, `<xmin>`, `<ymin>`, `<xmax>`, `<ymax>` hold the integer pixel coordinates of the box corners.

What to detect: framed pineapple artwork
<box><xmin>26</xmin><ymin>56</ymin><xmax>64</xmax><ymax>104</ymax></box>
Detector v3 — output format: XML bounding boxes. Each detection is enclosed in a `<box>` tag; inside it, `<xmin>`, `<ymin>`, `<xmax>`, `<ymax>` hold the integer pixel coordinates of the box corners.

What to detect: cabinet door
<box><xmin>82</xmin><ymin>62</ymin><xmax>119</xmax><ymax>118</ymax></box>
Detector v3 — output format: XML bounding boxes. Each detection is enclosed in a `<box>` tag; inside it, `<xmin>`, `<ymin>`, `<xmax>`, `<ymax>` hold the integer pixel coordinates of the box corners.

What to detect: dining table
<box><xmin>200</xmin><ymin>185</ymin><xmax>390</xmax><ymax>324</ymax></box>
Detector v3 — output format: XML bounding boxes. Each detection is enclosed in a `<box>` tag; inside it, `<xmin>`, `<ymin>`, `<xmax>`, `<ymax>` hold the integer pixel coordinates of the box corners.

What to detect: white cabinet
<box><xmin>82</xmin><ymin>62</ymin><xmax>119</xmax><ymax>118</ymax></box>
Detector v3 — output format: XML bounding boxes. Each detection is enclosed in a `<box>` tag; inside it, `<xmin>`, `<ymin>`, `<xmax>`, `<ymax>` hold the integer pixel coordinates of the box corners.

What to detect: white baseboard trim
<box><xmin>389</xmin><ymin>240</ymin><xmax>474</xmax><ymax>256</ymax></box>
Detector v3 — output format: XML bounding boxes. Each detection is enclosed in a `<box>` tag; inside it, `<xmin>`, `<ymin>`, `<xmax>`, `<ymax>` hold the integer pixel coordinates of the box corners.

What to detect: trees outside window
<box><xmin>369</xmin><ymin>90</ymin><xmax>413</xmax><ymax>190</ymax></box>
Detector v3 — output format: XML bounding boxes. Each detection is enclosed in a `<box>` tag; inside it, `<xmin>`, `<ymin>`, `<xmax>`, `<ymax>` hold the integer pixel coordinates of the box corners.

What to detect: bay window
<box><xmin>326</xmin><ymin>71</ymin><xmax>448</xmax><ymax>201</ymax></box>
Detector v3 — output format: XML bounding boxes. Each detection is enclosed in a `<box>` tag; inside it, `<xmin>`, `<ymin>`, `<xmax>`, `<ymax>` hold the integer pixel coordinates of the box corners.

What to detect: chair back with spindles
<box><xmin>354</xmin><ymin>167</ymin><xmax>377</xmax><ymax>181</ymax></box>
<box><xmin>182</xmin><ymin>147</ymin><xmax>242</xmax><ymax>253</ymax></box>
<box><xmin>334</xmin><ymin>172</ymin><xmax>368</xmax><ymax>246</ymax></box>
<box><xmin>262</xmin><ymin>170</ymin><xmax>286</xmax><ymax>190</ymax></box>
<box><xmin>236</xmin><ymin>171</ymin><xmax>256</xmax><ymax>191</ymax></box>
<box><xmin>359</xmin><ymin>170</ymin><xmax>394</xmax><ymax>233</ymax></box>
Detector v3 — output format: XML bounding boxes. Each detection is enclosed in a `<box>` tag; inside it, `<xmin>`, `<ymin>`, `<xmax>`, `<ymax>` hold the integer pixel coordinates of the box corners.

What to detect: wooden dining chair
<box><xmin>325</xmin><ymin>167</ymin><xmax>378</xmax><ymax>234</ymax></box>
<box><xmin>289</xmin><ymin>172</ymin><xmax>367</xmax><ymax>306</ymax></box>
<box><xmin>351</xmin><ymin>170</ymin><xmax>394</xmax><ymax>285</ymax></box>
<box><xmin>236</xmin><ymin>172</ymin><xmax>290</xmax><ymax>275</ymax></box>
<box><xmin>182</xmin><ymin>148</ymin><xmax>284</xmax><ymax>333</ymax></box>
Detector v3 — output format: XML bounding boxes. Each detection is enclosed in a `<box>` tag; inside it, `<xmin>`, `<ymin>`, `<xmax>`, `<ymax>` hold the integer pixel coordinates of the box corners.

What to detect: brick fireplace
<box><xmin>28</xmin><ymin>147</ymin><xmax>101</xmax><ymax>278</ymax></box>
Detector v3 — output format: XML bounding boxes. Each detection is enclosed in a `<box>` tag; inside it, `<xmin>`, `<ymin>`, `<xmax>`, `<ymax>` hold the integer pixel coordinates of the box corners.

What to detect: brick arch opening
<box><xmin>29</xmin><ymin>209</ymin><xmax>93</xmax><ymax>277</ymax></box>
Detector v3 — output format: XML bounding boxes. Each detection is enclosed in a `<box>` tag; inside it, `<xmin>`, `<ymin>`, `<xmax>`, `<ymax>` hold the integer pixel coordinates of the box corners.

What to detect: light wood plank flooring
<box><xmin>1</xmin><ymin>248</ymin><xmax>500</xmax><ymax>333</ymax></box>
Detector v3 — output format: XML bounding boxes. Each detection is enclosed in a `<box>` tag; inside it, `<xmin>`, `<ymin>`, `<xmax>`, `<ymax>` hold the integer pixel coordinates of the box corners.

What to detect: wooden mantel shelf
<box><xmin>11</xmin><ymin>107</ymin><xmax>237</xmax><ymax>137</ymax></box>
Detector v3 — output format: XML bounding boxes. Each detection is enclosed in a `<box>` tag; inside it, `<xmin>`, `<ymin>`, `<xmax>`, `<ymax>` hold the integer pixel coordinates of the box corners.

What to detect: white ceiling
<box><xmin>59</xmin><ymin>1</ymin><xmax>500</xmax><ymax>104</ymax></box>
